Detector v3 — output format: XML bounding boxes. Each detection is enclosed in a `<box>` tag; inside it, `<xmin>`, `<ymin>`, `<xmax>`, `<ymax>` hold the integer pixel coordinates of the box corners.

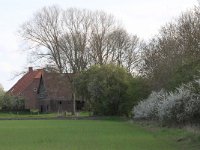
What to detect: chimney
<box><xmin>28</xmin><ymin>67</ymin><xmax>33</xmax><ymax>72</ymax></box>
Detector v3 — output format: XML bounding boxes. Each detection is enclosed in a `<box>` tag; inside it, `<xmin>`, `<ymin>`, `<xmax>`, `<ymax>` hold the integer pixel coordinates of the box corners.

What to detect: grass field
<box><xmin>0</xmin><ymin>119</ymin><xmax>199</xmax><ymax>150</ymax></box>
<box><xmin>0</xmin><ymin>111</ymin><xmax>90</xmax><ymax>119</ymax></box>
<box><xmin>0</xmin><ymin>112</ymin><xmax>57</xmax><ymax>119</ymax></box>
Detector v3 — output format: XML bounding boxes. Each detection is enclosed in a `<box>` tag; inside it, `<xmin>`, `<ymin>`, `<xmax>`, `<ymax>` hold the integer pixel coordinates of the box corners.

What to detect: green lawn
<box><xmin>0</xmin><ymin>119</ymin><xmax>199</xmax><ymax>150</ymax></box>
<box><xmin>0</xmin><ymin>112</ymin><xmax>58</xmax><ymax>118</ymax></box>
<box><xmin>0</xmin><ymin>111</ymin><xmax>90</xmax><ymax>119</ymax></box>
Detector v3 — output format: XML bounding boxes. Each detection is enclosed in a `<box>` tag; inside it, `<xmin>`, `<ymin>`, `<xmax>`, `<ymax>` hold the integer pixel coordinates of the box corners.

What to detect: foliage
<box><xmin>133</xmin><ymin>79</ymin><xmax>200</xmax><ymax>125</ymax></box>
<box><xmin>0</xmin><ymin>85</ymin><xmax>25</xmax><ymax>111</ymax></box>
<box><xmin>75</xmin><ymin>64</ymin><xmax>148</xmax><ymax>116</ymax></box>
<box><xmin>167</xmin><ymin>60</ymin><xmax>200</xmax><ymax>91</ymax></box>
<box><xmin>0</xmin><ymin>84</ymin><xmax>4</xmax><ymax>106</ymax></box>
<box><xmin>134</xmin><ymin>6</ymin><xmax>200</xmax><ymax>125</ymax></box>
<box><xmin>19</xmin><ymin>6</ymin><xmax>140</xmax><ymax>115</ymax></box>
<box><xmin>133</xmin><ymin>90</ymin><xmax>167</xmax><ymax>120</ymax></box>
<box><xmin>140</xmin><ymin>7</ymin><xmax>200</xmax><ymax>90</ymax></box>
<box><xmin>127</xmin><ymin>77</ymin><xmax>151</xmax><ymax>106</ymax></box>
<box><xmin>0</xmin><ymin>94</ymin><xmax>25</xmax><ymax>111</ymax></box>
<box><xmin>0</xmin><ymin>94</ymin><xmax>12</xmax><ymax>110</ymax></box>
<box><xmin>0</xmin><ymin>84</ymin><xmax>4</xmax><ymax>94</ymax></box>
<box><xmin>12</xmin><ymin>96</ymin><xmax>25</xmax><ymax>110</ymax></box>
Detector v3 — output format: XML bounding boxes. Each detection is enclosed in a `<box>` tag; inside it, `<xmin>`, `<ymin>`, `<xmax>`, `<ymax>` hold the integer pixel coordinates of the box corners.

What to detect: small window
<box><xmin>33</xmin><ymin>88</ymin><xmax>37</xmax><ymax>92</ymax></box>
<box><xmin>59</xmin><ymin>101</ymin><xmax>62</xmax><ymax>105</ymax></box>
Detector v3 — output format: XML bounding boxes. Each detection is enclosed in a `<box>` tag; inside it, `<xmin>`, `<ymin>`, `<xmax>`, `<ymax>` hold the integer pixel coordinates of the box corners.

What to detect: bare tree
<box><xmin>60</xmin><ymin>8</ymin><xmax>92</xmax><ymax>73</ymax></box>
<box><xmin>19</xmin><ymin>6</ymin><xmax>79</xmax><ymax>113</ymax></box>
<box><xmin>89</xmin><ymin>11</ymin><xmax>118</xmax><ymax>65</ymax></box>
<box><xmin>107</xmin><ymin>28</ymin><xmax>139</xmax><ymax>72</ymax></box>
<box><xmin>19</xmin><ymin>6</ymin><xmax>64</xmax><ymax>73</ymax></box>
<box><xmin>19</xmin><ymin>6</ymin><xmax>140</xmax><ymax>114</ymax></box>
<box><xmin>60</xmin><ymin>8</ymin><xmax>92</xmax><ymax>114</ymax></box>
<box><xmin>140</xmin><ymin>6</ymin><xmax>200</xmax><ymax>90</ymax></box>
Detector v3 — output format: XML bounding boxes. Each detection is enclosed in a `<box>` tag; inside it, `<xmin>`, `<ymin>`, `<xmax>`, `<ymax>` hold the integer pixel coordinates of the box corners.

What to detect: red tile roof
<box><xmin>8</xmin><ymin>69</ymin><xmax>43</xmax><ymax>95</ymax></box>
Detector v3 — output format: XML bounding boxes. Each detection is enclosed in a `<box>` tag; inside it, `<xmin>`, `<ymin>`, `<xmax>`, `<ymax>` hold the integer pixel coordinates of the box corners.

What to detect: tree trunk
<box><xmin>72</xmin><ymin>92</ymin><xmax>76</xmax><ymax>115</ymax></box>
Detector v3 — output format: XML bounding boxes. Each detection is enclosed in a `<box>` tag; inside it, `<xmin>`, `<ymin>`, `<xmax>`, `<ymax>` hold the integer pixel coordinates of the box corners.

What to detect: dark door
<box><xmin>40</xmin><ymin>105</ymin><xmax>43</xmax><ymax>112</ymax></box>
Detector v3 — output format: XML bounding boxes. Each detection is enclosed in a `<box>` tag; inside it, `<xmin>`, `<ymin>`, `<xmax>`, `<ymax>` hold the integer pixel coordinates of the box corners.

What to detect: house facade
<box><xmin>8</xmin><ymin>67</ymin><xmax>84</xmax><ymax>112</ymax></box>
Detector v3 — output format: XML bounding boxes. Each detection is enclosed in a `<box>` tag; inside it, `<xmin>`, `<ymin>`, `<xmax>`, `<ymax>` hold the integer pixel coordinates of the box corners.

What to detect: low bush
<box><xmin>133</xmin><ymin>90</ymin><xmax>167</xmax><ymax>120</ymax></box>
<box><xmin>0</xmin><ymin>94</ymin><xmax>25</xmax><ymax>111</ymax></box>
<box><xmin>75</xmin><ymin>64</ymin><xmax>150</xmax><ymax>117</ymax></box>
<box><xmin>133</xmin><ymin>79</ymin><xmax>200</xmax><ymax>125</ymax></box>
<box><xmin>75</xmin><ymin>64</ymin><xmax>132</xmax><ymax>116</ymax></box>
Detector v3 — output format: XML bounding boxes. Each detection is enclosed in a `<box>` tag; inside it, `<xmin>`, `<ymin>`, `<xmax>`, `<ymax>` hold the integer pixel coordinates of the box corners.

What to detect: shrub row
<box><xmin>133</xmin><ymin>80</ymin><xmax>200</xmax><ymax>125</ymax></box>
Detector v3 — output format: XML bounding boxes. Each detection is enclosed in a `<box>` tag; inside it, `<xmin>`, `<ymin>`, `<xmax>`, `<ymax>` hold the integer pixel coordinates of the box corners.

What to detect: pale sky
<box><xmin>0</xmin><ymin>0</ymin><xmax>198</xmax><ymax>91</ymax></box>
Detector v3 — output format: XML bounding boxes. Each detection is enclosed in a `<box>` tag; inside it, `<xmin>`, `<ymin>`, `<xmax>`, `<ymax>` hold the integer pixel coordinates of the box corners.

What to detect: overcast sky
<box><xmin>0</xmin><ymin>0</ymin><xmax>198</xmax><ymax>90</ymax></box>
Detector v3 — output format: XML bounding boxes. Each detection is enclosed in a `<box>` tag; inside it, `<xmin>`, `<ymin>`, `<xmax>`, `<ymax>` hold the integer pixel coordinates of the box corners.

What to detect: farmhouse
<box><xmin>8</xmin><ymin>67</ymin><xmax>84</xmax><ymax>112</ymax></box>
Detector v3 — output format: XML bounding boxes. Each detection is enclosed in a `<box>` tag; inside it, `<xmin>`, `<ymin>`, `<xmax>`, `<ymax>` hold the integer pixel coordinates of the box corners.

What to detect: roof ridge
<box><xmin>8</xmin><ymin>71</ymin><xmax>30</xmax><ymax>93</ymax></box>
<box><xmin>8</xmin><ymin>70</ymin><xmax>43</xmax><ymax>95</ymax></box>
<box><xmin>21</xmin><ymin>70</ymin><xmax>42</xmax><ymax>92</ymax></box>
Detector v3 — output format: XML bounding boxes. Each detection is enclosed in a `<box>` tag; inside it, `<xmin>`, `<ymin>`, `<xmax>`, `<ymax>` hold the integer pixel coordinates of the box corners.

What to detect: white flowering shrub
<box><xmin>133</xmin><ymin>90</ymin><xmax>167</xmax><ymax>120</ymax></box>
<box><xmin>133</xmin><ymin>79</ymin><xmax>200</xmax><ymax>125</ymax></box>
<box><xmin>157</xmin><ymin>85</ymin><xmax>191</xmax><ymax>124</ymax></box>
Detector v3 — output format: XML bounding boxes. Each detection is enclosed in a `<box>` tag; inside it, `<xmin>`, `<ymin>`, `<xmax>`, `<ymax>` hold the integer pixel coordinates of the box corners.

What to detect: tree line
<box><xmin>20</xmin><ymin>6</ymin><xmax>139</xmax><ymax>74</ymax></box>
<box><xmin>19</xmin><ymin>5</ymin><xmax>200</xmax><ymax>116</ymax></box>
<box><xmin>140</xmin><ymin>6</ymin><xmax>200</xmax><ymax>90</ymax></box>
